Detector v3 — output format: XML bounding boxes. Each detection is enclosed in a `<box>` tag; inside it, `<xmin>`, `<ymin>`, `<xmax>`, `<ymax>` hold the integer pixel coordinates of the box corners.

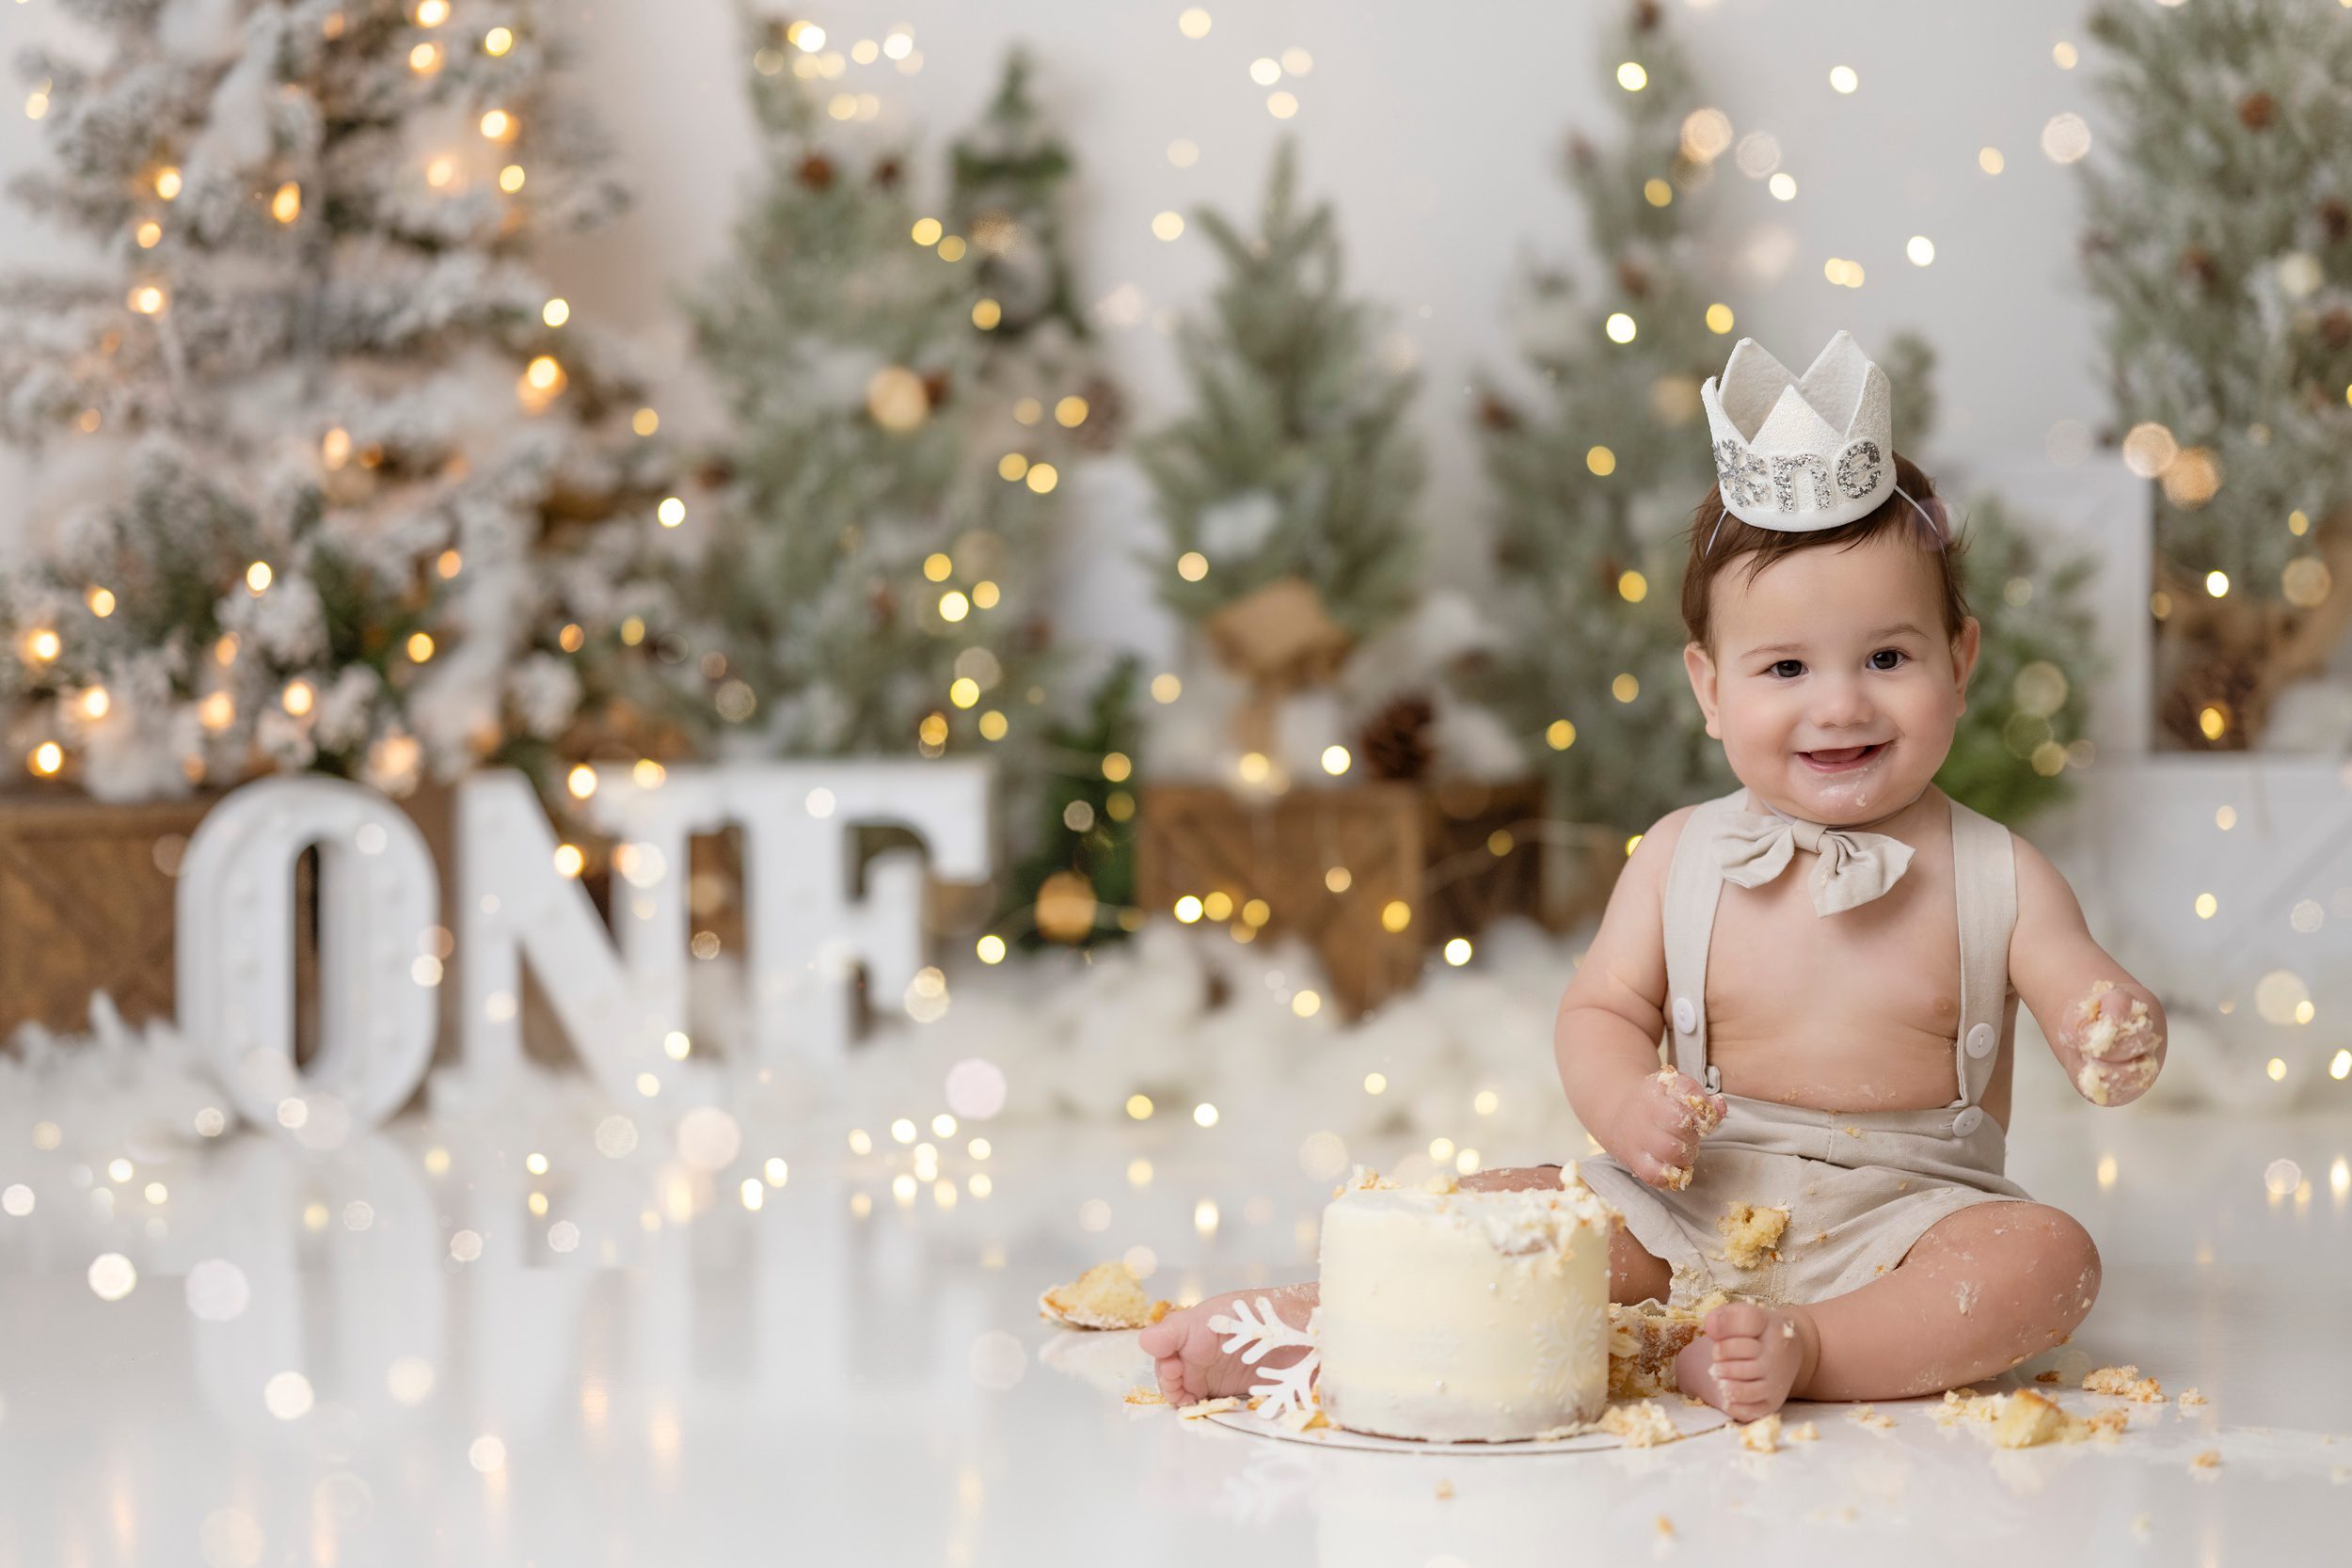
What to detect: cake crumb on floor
<box><xmin>1786</xmin><ymin>1420</ymin><xmax>1820</xmax><ymax>1441</ymax></box>
<box><xmin>2083</xmin><ymin>1364</ymin><xmax>2165</xmax><ymax>1402</ymax></box>
<box><xmin>1601</xmin><ymin>1401</ymin><xmax>1680</xmax><ymax>1449</ymax></box>
<box><xmin>1434</xmin><ymin>1480</ymin><xmax>1454</xmax><ymax>1500</ymax></box>
<box><xmin>1739</xmin><ymin>1413</ymin><xmax>1782</xmax><ymax>1453</ymax></box>
<box><xmin>2191</xmin><ymin>1449</ymin><xmax>2221</xmax><ymax>1474</ymax></box>
<box><xmin>2178</xmin><ymin>1387</ymin><xmax>2207</xmax><ymax>1406</ymax></box>
<box><xmin>1849</xmin><ymin>1403</ymin><xmax>1896</xmax><ymax>1431</ymax></box>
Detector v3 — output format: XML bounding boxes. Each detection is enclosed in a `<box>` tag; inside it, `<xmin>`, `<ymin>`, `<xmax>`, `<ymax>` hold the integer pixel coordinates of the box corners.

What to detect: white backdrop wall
<box><xmin>2</xmin><ymin>0</ymin><xmax>2126</xmax><ymax>673</ymax></box>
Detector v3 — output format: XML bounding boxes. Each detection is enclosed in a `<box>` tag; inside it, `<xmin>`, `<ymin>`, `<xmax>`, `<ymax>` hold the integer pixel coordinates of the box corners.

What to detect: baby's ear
<box><xmin>1683</xmin><ymin>641</ymin><xmax>1720</xmax><ymax>736</ymax></box>
<box><xmin>1950</xmin><ymin>616</ymin><xmax>1982</xmax><ymax>696</ymax></box>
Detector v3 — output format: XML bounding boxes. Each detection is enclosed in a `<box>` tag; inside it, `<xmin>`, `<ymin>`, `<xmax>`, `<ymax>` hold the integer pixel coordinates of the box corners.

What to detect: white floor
<box><xmin>0</xmin><ymin>1085</ymin><xmax>2346</xmax><ymax>1567</ymax></box>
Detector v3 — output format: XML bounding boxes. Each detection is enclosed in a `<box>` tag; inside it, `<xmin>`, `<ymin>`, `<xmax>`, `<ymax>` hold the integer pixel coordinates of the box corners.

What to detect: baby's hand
<box><xmin>1604</xmin><ymin>1068</ymin><xmax>1727</xmax><ymax>1191</ymax></box>
<box><xmin>2068</xmin><ymin>980</ymin><xmax>2164</xmax><ymax>1105</ymax></box>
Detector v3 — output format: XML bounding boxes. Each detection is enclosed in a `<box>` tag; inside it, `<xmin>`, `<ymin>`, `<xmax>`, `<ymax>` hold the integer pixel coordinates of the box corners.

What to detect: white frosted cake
<box><xmin>1313</xmin><ymin>1172</ymin><xmax>1614</xmax><ymax>1441</ymax></box>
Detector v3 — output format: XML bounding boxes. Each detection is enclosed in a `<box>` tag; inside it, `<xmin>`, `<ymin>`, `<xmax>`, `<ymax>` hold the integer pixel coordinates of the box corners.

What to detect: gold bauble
<box><xmin>1035</xmin><ymin>869</ymin><xmax>1099</xmax><ymax>943</ymax></box>
<box><xmin>866</xmin><ymin>366</ymin><xmax>930</xmax><ymax>432</ymax></box>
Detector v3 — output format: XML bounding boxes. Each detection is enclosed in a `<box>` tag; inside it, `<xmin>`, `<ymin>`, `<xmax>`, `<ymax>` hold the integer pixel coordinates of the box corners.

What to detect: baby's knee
<box><xmin>2010</xmin><ymin>1204</ymin><xmax>2102</xmax><ymax>1321</ymax></box>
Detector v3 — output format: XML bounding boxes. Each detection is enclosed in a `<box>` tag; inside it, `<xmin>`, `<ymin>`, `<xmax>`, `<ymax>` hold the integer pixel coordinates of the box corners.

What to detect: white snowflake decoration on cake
<box><xmin>1529</xmin><ymin>1302</ymin><xmax>1609</xmax><ymax>1402</ymax></box>
<box><xmin>1206</xmin><ymin>1296</ymin><xmax>1322</xmax><ymax>1422</ymax></box>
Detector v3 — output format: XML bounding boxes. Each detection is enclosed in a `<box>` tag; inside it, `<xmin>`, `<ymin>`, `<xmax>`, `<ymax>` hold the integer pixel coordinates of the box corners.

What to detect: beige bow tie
<box><xmin>1717</xmin><ymin>808</ymin><xmax>1915</xmax><ymax>916</ymax></box>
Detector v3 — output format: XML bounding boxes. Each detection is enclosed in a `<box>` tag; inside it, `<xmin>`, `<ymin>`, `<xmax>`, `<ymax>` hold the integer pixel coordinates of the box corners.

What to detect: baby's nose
<box><xmin>1810</xmin><ymin>676</ymin><xmax>1876</xmax><ymax>725</ymax></box>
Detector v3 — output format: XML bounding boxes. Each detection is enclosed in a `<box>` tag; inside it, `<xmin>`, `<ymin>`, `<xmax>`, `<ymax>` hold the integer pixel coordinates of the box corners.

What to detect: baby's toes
<box><xmin>1705</xmin><ymin>1302</ymin><xmax>1769</xmax><ymax>1340</ymax></box>
<box><xmin>1136</xmin><ymin>1313</ymin><xmax>1184</xmax><ymax>1360</ymax></box>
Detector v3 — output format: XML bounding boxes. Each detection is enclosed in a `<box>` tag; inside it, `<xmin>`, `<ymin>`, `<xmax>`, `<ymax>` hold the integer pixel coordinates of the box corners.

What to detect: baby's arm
<box><xmin>1554</xmin><ymin>806</ymin><xmax>1727</xmax><ymax>1186</ymax></box>
<box><xmin>2009</xmin><ymin>835</ymin><xmax>2167</xmax><ymax>1106</ymax></box>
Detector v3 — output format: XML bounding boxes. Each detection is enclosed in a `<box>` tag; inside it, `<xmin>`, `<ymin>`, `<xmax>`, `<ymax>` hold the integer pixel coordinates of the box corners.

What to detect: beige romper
<box><xmin>1573</xmin><ymin>785</ymin><xmax>2040</xmax><ymax>1310</ymax></box>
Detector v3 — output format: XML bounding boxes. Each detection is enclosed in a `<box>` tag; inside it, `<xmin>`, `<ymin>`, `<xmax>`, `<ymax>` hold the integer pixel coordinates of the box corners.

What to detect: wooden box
<box><xmin>0</xmin><ymin>792</ymin><xmax>220</xmax><ymax>1033</ymax></box>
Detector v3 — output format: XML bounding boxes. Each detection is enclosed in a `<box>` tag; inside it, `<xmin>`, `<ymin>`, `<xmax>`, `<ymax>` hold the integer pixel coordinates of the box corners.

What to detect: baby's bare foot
<box><xmin>1136</xmin><ymin>1285</ymin><xmax>1314</xmax><ymax>1405</ymax></box>
<box><xmin>1675</xmin><ymin>1301</ymin><xmax>1817</xmax><ymax>1423</ymax></box>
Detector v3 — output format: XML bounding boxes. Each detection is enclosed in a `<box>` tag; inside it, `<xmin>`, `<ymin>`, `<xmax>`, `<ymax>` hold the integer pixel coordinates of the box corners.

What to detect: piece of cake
<box><xmin>1718</xmin><ymin>1202</ymin><xmax>1791</xmax><ymax>1269</ymax></box>
<box><xmin>1739</xmin><ymin>1413</ymin><xmax>1783</xmax><ymax>1452</ymax></box>
<box><xmin>1605</xmin><ymin>1291</ymin><xmax>1732</xmax><ymax>1397</ymax></box>
<box><xmin>1313</xmin><ymin>1169</ymin><xmax>1616</xmax><ymax>1441</ymax></box>
<box><xmin>1039</xmin><ymin>1261</ymin><xmax>1172</xmax><ymax>1330</ymax></box>
<box><xmin>1935</xmin><ymin>1386</ymin><xmax>2128</xmax><ymax>1449</ymax></box>
<box><xmin>2082</xmin><ymin>1364</ymin><xmax>2165</xmax><ymax>1402</ymax></box>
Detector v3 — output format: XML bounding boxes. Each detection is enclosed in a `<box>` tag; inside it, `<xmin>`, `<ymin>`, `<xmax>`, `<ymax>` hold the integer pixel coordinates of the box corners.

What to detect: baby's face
<box><xmin>1683</xmin><ymin>530</ymin><xmax>1979</xmax><ymax>826</ymax></box>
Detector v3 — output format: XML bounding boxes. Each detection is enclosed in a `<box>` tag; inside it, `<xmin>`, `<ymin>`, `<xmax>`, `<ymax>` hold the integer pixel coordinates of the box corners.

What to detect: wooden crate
<box><xmin>1135</xmin><ymin>777</ymin><xmax>1628</xmax><ymax>1020</ymax></box>
<box><xmin>0</xmin><ymin>791</ymin><xmax>220</xmax><ymax>1033</ymax></box>
<box><xmin>1135</xmin><ymin>781</ymin><xmax>1423</xmax><ymax>1020</ymax></box>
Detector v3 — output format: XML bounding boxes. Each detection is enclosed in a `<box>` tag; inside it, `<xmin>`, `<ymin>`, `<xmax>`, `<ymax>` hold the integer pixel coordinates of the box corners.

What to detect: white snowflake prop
<box><xmin>1206</xmin><ymin>1296</ymin><xmax>1322</xmax><ymax>1423</ymax></box>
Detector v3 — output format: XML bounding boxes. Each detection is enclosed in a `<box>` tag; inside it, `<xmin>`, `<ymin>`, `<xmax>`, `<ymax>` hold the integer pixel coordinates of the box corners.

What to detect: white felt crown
<box><xmin>1700</xmin><ymin>329</ymin><xmax>1895</xmax><ymax>531</ymax></box>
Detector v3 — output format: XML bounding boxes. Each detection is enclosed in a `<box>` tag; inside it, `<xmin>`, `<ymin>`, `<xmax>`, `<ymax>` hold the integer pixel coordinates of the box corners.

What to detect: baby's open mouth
<box><xmin>1799</xmin><ymin>742</ymin><xmax>1888</xmax><ymax>771</ymax></box>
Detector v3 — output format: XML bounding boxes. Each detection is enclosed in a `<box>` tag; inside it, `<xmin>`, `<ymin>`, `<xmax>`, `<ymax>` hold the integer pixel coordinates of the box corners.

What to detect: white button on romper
<box><xmin>1572</xmin><ymin>785</ymin><xmax>2039</xmax><ymax>1310</ymax></box>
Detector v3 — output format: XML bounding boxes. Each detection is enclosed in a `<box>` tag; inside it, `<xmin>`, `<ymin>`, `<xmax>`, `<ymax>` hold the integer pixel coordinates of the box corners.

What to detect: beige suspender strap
<box><xmin>1947</xmin><ymin>798</ymin><xmax>2018</xmax><ymax>1108</ymax></box>
<box><xmin>1659</xmin><ymin>789</ymin><xmax>1741</xmax><ymax>1094</ymax></box>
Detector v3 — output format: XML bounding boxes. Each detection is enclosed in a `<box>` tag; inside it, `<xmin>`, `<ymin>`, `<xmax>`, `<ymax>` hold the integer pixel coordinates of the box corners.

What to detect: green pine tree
<box><xmin>1468</xmin><ymin>0</ymin><xmax>1736</xmax><ymax>836</ymax></box>
<box><xmin>946</xmin><ymin>51</ymin><xmax>1139</xmax><ymax>944</ymax></box>
<box><xmin>678</xmin><ymin>15</ymin><xmax>1054</xmax><ymax>777</ymax></box>
<box><xmin>1137</xmin><ymin>138</ymin><xmax>1423</xmax><ymax>641</ymax></box>
<box><xmin>2078</xmin><ymin>0</ymin><xmax>2352</xmax><ymax>749</ymax></box>
<box><xmin>996</xmin><ymin>654</ymin><xmax>1145</xmax><ymax>951</ymax></box>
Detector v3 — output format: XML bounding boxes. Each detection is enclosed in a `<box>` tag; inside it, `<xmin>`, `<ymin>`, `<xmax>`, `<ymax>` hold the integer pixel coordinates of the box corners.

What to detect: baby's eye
<box><xmin>1769</xmin><ymin>658</ymin><xmax>1804</xmax><ymax>679</ymax></box>
<box><xmin>1868</xmin><ymin>648</ymin><xmax>1906</xmax><ymax>672</ymax></box>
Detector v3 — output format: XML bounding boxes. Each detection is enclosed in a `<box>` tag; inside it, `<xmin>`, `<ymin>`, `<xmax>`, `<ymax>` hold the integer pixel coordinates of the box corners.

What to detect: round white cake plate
<box><xmin>1202</xmin><ymin>1398</ymin><xmax>1730</xmax><ymax>1455</ymax></box>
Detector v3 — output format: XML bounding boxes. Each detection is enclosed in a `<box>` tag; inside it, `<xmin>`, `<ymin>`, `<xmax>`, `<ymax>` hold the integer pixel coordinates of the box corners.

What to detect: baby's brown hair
<box><xmin>1678</xmin><ymin>450</ymin><xmax>1971</xmax><ymax>652</ymax></box>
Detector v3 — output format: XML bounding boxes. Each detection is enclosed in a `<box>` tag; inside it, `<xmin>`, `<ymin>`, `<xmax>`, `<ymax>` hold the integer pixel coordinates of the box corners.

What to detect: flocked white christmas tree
<box><xmin>0</xmin><ymin>0</ymin><xmax>675</xmax><ymax>801</ymax></box>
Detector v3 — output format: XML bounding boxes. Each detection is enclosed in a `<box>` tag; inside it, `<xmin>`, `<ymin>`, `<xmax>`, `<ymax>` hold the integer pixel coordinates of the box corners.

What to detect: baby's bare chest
<box><xmin>1704</xmin><ymin>853</ymin><xmax>1963</xmax><ymax>1043</ymax></box>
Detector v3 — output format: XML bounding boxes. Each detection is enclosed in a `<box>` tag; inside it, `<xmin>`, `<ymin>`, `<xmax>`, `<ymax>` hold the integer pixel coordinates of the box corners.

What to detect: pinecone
<box><xmin>2321</xmin><ymin>307</ymin><xmax>2352</xmax><ymax>350</ymax></box>
<box><xmin>2177</xmin><ymin>245</ymin><xmax>2219</xmax><ymax>288</ymax></box>
<box><xmin>873</xmin><ymin>156</ymin><xmax>903</xmax><ymax>188</ymax></box>
<box><xmin>1067</xmin><ymin>374</ymin><xmax>1127</xmax><ymax>453</ymax></box>
<box><xmin>1616</xmin><ymin>258</ymin><xmax>1652</xmax><ymax>299</ymax></box>
<box><xmin>868</xmin><ymin>579</ymin><xmax>897</xmax><ymax>631</ymax></box>
<box><xmin>1476</xmin><ymin>393</ymin><xmax>1522</xmax><ymax>432</ymax></box>
<box><xmin>2237</xmin><ymin>91</ymin><xmax>2275</xmax><ymax>131</ymax></box>
<box><xmin>797</xmin><ymin>153</ymin><xmax>835</xmax><ymax>190</ymax></box>
<box><xmin>1566</xmin><ymin>135</ymin><xmax>1596</xmax><ymax>173</ymax></box>
<box><xmin>2321</xmin><ymin>198</ymin><xmax>2351</xmax><ymax>243</ymax></box>
<box><xmin>1359</xmin><ymin>694</ymin><xmax>1438</xmax><ymax>783</ymax></box>
<box><xmin>920</xmin><ymin>368</ymin><xmax>951</xmax><ymax>408</ymax></box>
<box><xmin>1633</xmin><ymin>0</ymin><xmax>1661</xmax><ymax>31</ymax></box>
<box><xmin>694</xmin><ymin>456</ymin><xmax>736</xmax><ymax>489</ymax></box>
